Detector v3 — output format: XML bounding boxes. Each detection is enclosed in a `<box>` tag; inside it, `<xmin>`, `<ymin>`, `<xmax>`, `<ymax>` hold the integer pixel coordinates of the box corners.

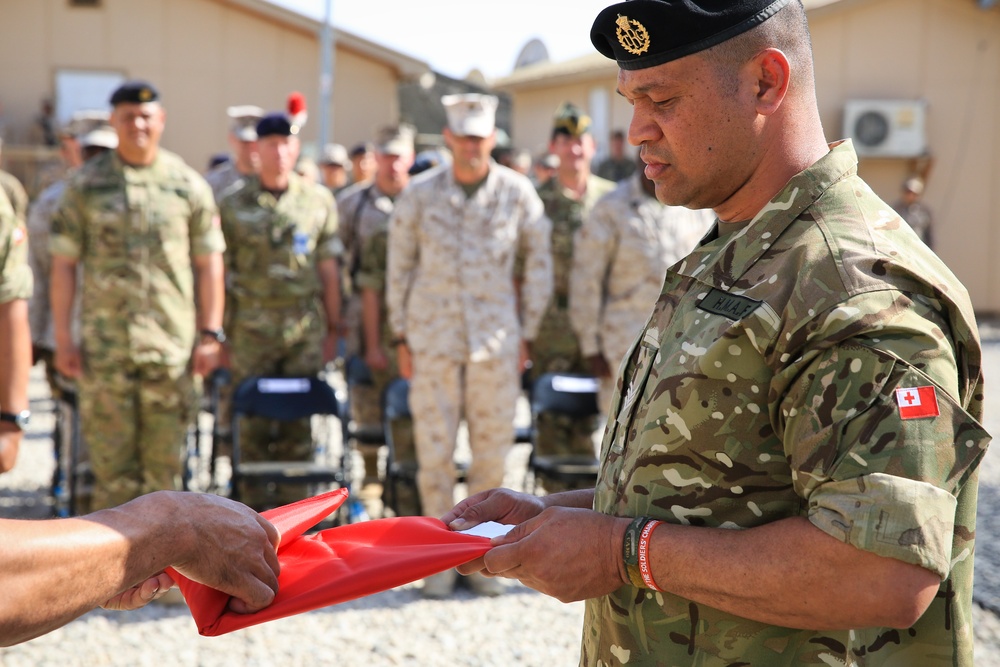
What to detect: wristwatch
<box><xmin>200</xmin><ymin>328</ymin><xmax>227</xmax><ymax>344</ymax></box>
<box><xmin>0</xmin><ymin>410</ymin><xmax>31</xmax><ymax>431</ymax></box>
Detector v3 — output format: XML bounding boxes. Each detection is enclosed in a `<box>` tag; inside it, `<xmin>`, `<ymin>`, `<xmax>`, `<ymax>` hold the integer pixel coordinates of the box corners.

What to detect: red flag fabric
<box><xmin>895</xmin><ymin>385</ymin><xmax>940</xmax><ymax>420</ymax></box>
<box><xmin>168</xmin><ymin>489</ymin><xmax>493</xmax><ymax>636</ymax></box>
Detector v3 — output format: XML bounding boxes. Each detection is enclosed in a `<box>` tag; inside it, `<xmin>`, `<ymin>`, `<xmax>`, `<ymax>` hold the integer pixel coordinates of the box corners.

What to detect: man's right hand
<box><xmin>54</xmin><ymin>342</ymin><xmax>82</xmax><ymax>379</ymax></box>
<box><xmin>587</xmin><ymin>353</ymin><xmax>612</xmax><ymax>379</ymax></box>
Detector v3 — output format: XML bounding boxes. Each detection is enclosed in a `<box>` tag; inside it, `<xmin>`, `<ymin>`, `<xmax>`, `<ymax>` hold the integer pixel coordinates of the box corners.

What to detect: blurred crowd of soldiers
<box><xmin>0</xmin><ymin>79</ymin><xmax>715</xmax><ymax>598</ymax></box>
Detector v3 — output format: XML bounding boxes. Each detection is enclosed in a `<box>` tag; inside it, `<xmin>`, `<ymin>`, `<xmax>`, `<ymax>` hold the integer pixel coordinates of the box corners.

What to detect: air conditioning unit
<box><xmin>842</xmin><ymin>99</ymin><xmax>928</xmax><ymax>158</ymax></box>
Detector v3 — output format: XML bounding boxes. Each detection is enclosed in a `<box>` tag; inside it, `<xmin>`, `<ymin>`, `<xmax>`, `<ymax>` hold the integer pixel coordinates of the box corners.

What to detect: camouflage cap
<box><xmin>226</xmin><ymin>105</ymin><xmax>264</xmax><ymax>141</ymax></box>
<box><xmin>441</xmin><ymin>93</ymin><xmax>498</xmax><ymax>138</ymax></box>
<box><xmin>552</xmin><ymin>102</ymin><xmax>592</xmax><ymax>137</ymax></box>
<box><xmin>375</xmin><ymin>124</ymin><xmax>416</xmax><ymax>155</ymax></box>
<box><xmin>109</xmin><ymin>80</ymin><xmax>159</xmax><ymax>106</ymax></box>
<box><xmin>590</xmin><ymin>0</ymin><xmax>792</xmax><ymax>70</ymax></box>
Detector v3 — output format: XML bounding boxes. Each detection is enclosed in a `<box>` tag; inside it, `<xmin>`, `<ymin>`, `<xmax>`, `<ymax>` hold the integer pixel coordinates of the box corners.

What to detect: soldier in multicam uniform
<box><xmin>319</xmin><ymin>143</ymin><xmax>350</xmax><ymax>196</ymax></box>
<box><xmin>0</xmin><ymin>138</ymin><xmax>28</xmax><ymax>223</ymax></box>
<box><xmin>337</xmin><ymin>125</ymin><xmax>416</xmax><ymax>510</ymax></box>
<box><xmin>204</xmin><ymin>105</ymin><xmax>263</xmax><ymax>202</ymax></box>
<box><xmin>50</xmin><ymin>81</ymin><xmax>227</xmax><ymax>511</ymax></box>
<box><xmin>0</xmin><ymin>187</ymin><xmax>32</xmax><ymax>473</ymax></box>
<box><xmin>218</xmin><ymin>112</ymin><xmax>342</xmax><ymax>509</ymax></box>
<box><xmin>387</xmin><ymin>93</ymin><xmax>553</xmax><ymax>598</ymax></box>
<box><xmin>444</xmin><ymin>2</ymin><xmax>989</xmax><ymax>665</ymax></box>
<box><xmin>570</xmin><ymin>156</ymin><xmax>714</xmax><ymax>412</ymax></box>
<box><xmin>530</xmin><ymin>103</ymin><xmax>615</xmax><ymax>469</ymax></box>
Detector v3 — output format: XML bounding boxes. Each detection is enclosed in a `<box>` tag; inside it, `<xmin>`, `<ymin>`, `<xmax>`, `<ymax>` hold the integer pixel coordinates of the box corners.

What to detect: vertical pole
<box><xmin>318</xmin><ymin>0</ymin><xmax>335</xmax><ymax>148</ymax></box>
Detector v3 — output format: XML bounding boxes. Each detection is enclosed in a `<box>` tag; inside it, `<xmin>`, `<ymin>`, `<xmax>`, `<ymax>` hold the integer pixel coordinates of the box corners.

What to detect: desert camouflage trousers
<box><xmin>409</xmin><ymin>353</ymin><xmax>520</xmax><ymax>518</ymax></box>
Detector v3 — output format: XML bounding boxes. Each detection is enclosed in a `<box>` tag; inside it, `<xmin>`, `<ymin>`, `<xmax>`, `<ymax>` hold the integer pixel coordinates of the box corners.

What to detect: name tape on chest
<box><xmin>696</xmin><ymin>288</ymin><xmax>762</xmax><ymax>321</ymax></box>
<box><xmin>895</xmin><ymin>385</ymin><xmax>940</xmax><ymax>420</ymax></box>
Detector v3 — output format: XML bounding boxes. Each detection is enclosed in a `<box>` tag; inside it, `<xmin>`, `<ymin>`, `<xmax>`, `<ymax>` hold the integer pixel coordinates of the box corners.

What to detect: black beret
<box><xmin>591</xmin><ymin>0</ymin><xmax>792</xmax><ymax>71</ymax></box>
<box><xmin>109</xmin><ymin>81</ymin><xmax>159</xmax><ymax>106</ymax></box>
<box><xmin>255</xmin><ymin>113</ymin><xmax>293</xmax><ymax>138</ymax></box>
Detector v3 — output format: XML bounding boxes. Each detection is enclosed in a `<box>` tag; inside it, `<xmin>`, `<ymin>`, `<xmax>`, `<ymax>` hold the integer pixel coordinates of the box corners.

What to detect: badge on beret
<box><xmin>616</xmin><ymin>15</ymin><xmax>650</xmax><ymax>56</ymax></box>
<box><xmin>139</xmin><ymin>88</ymin><xmax>154</xmax><ymax>102</ymax></box>
<box><xmin>896</xmin><ymin>386</ymin><xmax>939</xmax><ymax>420</ymax></box>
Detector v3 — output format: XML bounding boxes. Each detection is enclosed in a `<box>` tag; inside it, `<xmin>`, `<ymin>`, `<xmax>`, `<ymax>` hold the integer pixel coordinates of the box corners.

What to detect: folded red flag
<box><xmin>168</xmin><ymin>489</ymin><xmax>493</xmax><ymax>636</ymax></box>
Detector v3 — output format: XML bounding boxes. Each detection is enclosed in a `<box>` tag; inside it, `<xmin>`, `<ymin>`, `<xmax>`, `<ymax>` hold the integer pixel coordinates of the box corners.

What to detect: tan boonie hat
<box><xmin>376</xmin><ymin>124</ymin><xmax>416</xmax><ymax>155</ymax></box>
<box><xmin>320</xmin><ymin>143</ymin><xmax>349</xmax><ymax>166</ymax></box>
<box><xmin>227</xmin><ymin>105</ymin><xmax>265</xmax><ymax>141</ymax></box>
<box><xmin>441</xmin><ymin>93</ymin><xmax>498</xmax><ymax>139</ymax></box>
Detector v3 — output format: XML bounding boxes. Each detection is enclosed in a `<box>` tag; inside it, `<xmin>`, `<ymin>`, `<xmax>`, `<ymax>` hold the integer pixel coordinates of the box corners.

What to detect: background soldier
<box><xmin>387</xmin><ymin>93</ymin><xmax>552</xmax><ymax>598</ymax></box>
<box><xmin>218</xmin><ymin>112</ymin><xmax>342</xmax><ymax>510</ymax></box>
<box><xmin>530</xmin><ymin>103</ymin><xmax>615</xmax><ymax>471</ymax></box>
<box><xmin>348</xmin><ymin>142</ymin><xmax>376</xmax><ymax>188</ymax></box>
<box><xmin>593</xmin><ymin>129</ymin><xmax>636</xmax><ymax>183</ymax></box>
<box><xmin>204</xmin><ymin>105</ymin><xmax>263</xmax><ymax>201</ymax></box>
<box><xmin>0</xmin><ymin>187</ymin><xmax>32</xmax><ymax>473</ymax></box>
<box><xmin>28</xmin><ymin>113</ymin><xmax>117</xmax><ymax>506</ymax></box>
<box><xmin>318</xmin><ymin>143</ymin><xmax>350</xmax><ymax>195</ymax></box>
<box><xmin>336</xmin><ymin>124</ymin><xmax>415</xmax><ymax>514</ymax></box>
<box><xmin>0</xmin><ymin>138</ymin><xmax>28</xmax><ymax>223</ymax></box>
<box><xmin>570</xmin><ymin>155</ymin><xmax>714</xmax><ymax>411</ymax></box>
<box><xmin>892</xmin><ymin>176</ymin><xmax>933</xmax><ymax>249</ymax></box>
<box><xmin>49</xmin><ymin>81</ymin><xmax>226</xmax><ymax>510</ymax></box>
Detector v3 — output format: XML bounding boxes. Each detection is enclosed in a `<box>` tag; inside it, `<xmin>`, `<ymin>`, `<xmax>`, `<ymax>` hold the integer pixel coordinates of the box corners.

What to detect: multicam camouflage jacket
<box><xmin>50</xmin><ymin>150</ymin><xmax>224</xmax><ymax>367</ymax></box>
<box><xmin>583</xmin><ymin>141</ymin><xmax>989</xmax><ymax>666</ymax></box>
<box><xmin>0</xmin><ymin>188</ymin><xmax>31</xmax><ymax>304</ymax></box>
<box><xmin>218</xmin><ymin>173</ymin><xmax>341</xmax><ymax>335</ymax></box>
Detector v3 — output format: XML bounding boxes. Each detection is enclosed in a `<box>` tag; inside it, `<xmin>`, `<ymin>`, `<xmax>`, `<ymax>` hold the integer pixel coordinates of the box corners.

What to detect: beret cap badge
<box><xmin>616</xmin><ymin>15</ymin><xmax>650</xmax><ymax>56</ymax></box>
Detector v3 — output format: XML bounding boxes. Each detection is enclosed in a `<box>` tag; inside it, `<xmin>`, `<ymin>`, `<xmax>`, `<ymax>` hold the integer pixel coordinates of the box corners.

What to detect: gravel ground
<box><xmin>5</xmin><ymin>329</ymin><xmax>1000</xmax><ymax>665</ymax></box>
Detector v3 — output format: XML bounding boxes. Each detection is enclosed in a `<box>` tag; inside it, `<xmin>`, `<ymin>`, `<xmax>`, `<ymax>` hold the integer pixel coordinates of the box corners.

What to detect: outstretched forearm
<box><xmin>0</xmin><ymin>494</ymin><xmax>189</xmax><ymax>646</ymax></box>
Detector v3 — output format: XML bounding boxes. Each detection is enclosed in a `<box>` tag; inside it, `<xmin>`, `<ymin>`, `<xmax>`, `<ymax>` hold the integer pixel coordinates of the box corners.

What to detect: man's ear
<box><xmin>753</xmin><ymin>47</ymin><xmax>791</xmax><ymax>116</ymax></box>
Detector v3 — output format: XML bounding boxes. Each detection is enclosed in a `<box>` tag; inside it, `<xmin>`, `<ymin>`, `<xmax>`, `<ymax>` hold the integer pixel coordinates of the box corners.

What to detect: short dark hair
<box><xmin>702</xmin><ymin>1</ymin><xmax>813</xmax><ymax>96</ymax></box>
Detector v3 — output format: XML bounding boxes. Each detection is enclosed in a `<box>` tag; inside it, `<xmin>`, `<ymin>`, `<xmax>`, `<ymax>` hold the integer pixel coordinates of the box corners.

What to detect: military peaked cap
<box><xmin>591</xmin><ymin>0</ymin><xmax>792</xmax><ymax>70</ymax></box>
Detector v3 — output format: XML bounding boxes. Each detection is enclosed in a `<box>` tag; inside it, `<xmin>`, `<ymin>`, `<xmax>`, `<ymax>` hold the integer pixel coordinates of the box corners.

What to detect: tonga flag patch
<box><xmin>895</xmin><ymin>386</ymin><xmax>940</xmax><ymax>420</ymax></box>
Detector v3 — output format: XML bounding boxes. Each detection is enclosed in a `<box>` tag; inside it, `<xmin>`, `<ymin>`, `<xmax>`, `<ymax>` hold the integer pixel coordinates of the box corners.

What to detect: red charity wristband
<box><xmin>637</xmin><ymin>519</ymin><xmax>663</xmax><ymax>592</ymax></box>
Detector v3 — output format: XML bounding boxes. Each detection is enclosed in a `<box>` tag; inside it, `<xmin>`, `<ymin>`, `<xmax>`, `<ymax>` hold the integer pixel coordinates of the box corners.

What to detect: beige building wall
<box><xmin>495</xmin><ymin>0</ymin><xmax>1000</xmax><ymax>312</ymax></box>
<box><xmin>810</xmin><ymin>0</ymin><xmax>1000</xmax><ymax>311</ymax></box>
<box><xmin>0</xmin><ymin>0</ymin><xmax>424</xmax><ymax>182</ymax></box>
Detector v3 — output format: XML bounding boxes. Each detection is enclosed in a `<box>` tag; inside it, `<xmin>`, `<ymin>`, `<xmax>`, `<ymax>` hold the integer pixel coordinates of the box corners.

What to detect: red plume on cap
<box><xmin>287</xmin><ymin>91</ymin><xmax>307</xmax><ymax>134</ymax></box>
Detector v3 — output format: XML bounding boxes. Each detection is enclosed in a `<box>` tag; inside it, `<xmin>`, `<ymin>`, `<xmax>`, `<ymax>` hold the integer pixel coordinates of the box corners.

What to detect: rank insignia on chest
<box><xmin>895</xmin><ymin>385</ymin><xmax>940</xmax><ymax>420</ymax></box>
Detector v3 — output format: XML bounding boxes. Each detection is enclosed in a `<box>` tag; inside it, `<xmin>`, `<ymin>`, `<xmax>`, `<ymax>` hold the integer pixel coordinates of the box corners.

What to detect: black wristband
<box><xmin>200</xmin><ymin>328</ymin><xmax>226</xmax><ymax>343</ymax></box>
<box><xmin>391</xmin><ymin>336</ymin><xmax>407</xmax><ymax>346</ymax></box>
